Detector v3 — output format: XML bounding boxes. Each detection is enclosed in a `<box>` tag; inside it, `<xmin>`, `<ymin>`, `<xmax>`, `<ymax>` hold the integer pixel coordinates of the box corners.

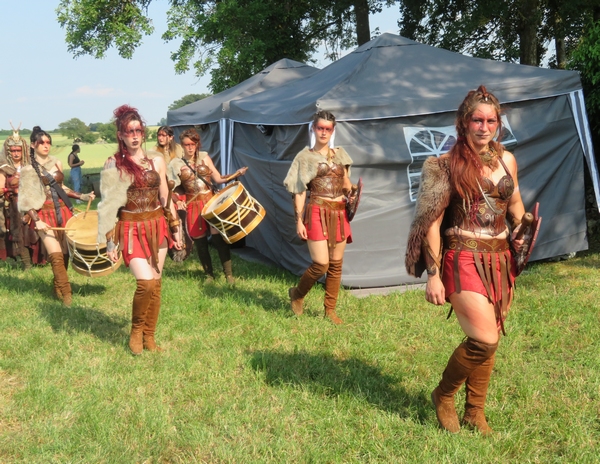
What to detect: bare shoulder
<box><xmin>500</xmin><ymin>150</ymin><xmax>518</xmax><ymax>169</ymax></box>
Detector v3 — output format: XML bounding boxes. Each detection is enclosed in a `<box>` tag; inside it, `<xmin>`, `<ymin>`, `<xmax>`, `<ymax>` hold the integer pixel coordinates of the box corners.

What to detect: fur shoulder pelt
<box><xmin>167</xmin><ymin>158</ymin><xmax>186</xmax><ymax>188</ymax></box>
<box><xmin>405</xmin><ymin>156</ymin><xmax>452</xmax><ymax>278</ymax></box>
<box><xmin>97</xmin><ymin>166</ymin><xmax>133</xmax><ymax>243</ymax></box>
<box><xmin>197</xmin><ymin>151</ymin><xmax>209</xmax><ymax>163</ymax></box>
<box><xmin>17</xmin><ymin>165</ymin><xmax>46</xmax><ymax>213</ymax></box>
<box><xmin>283</xmin><ymin>146</ymin><xmax>354</xmax><ymax>194</ymax></box>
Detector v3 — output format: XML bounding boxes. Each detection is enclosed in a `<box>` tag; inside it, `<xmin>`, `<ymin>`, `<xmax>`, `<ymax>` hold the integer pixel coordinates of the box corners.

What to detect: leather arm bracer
<box><xmin>422</xmin><ymin>238</ymin><xmax>442</xmax><ymax>277</ymax></box>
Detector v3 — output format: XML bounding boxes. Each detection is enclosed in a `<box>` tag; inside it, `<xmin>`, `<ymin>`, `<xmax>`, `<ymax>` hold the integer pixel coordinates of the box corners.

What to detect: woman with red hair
<box><xmin>406</xmin><ymin>86</ymin><xmax>526</xmax><ymax>434</ymax></box>
<box><xmin>97</xmin><ymin>105</ymin><xmax>182</xmax><ymax>355</ymax></box>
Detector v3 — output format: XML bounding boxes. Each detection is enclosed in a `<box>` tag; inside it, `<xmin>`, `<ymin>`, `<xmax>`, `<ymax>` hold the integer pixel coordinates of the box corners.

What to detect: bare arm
<box><xmin>504</xmin><ymin>151</ymin><xmax>526</xmax><ymax>226</ymax></box>
<box><xmin>424</xmin><ymin>211</ymin><xmax>446</xmax><ymax>305</ymax></box>
<box><xmin>294</xmin><ymin>191</ymin><xmax>308</xmax><ymax>240</ymax></box>
<box><xmin>203</xmin><ymin>155</ymin><xmax>247</xmax><ymax>184</ymax></box>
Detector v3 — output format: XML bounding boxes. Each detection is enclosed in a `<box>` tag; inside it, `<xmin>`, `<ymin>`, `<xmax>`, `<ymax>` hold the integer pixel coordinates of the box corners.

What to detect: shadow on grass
<box><xmin>249</xmin><ymin>349</ymin><xmax>430</xmax><ymax>421</ymax></box>
<box><xmin>37</xmin><ymin>300</ymin><xmax>128</xmax><ymax>346</ymax></box>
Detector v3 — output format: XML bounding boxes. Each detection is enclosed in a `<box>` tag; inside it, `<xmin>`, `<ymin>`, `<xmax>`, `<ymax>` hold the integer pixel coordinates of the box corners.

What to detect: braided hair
<box><xmin>29</xmin><ymin>126</ymin><xmax>51</xmax><ymax>182</ymax></box>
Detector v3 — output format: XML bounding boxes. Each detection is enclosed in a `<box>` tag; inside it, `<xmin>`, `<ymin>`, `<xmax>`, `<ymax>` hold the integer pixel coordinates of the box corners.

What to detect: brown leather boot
<box><xmin>289</xmin><ymin>262</ymin><xmax>329</xmax><ymax>315</ymax></box>
<box><xmin>48</xmin><ymin>252</ymin><xmax>72</xmax><ymax>306</ymax></box>
<box><xmin>462</xmin><ymin>352</ymin><xmax>496</xmax><ymax>435</ymax></box>
<box><xmin>143</xmin><ymin>278</ymin><xmax>163</xmax><ymax>352</ymax></box>
<box><xmin>432</xmin><ymin>338</ymin><xmax>498</xmax><ymax>433</ymax></box>
<box><xmin>324</xmin><ymin>259</ymin><xmax>343</xmax><ymax>324</ymax></box>
<box><xmin>130</xmin><ymin>279</ymin><xmax>155</xmax><ymax>355</ymax></box>
<box><xmin>195</xmin><ymin>237</ymin><xmax>214</xmax><ymax>282</ymax></box>
<box><xmin>212</xmin><ymin>234</ymin><xmax>234</xmax><ymax>284</ymax></box>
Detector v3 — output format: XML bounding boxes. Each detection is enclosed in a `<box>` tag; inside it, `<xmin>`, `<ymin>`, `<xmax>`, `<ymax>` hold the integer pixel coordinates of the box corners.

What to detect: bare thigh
<box><xmin>38</xmin><ymin>230</ymin><xmax>63</xmax><ymax>254</ymax></box>
<box><xmin>448</xmin><ymin>290</ymin><xmax>499</xmax><ymax>344</ymax></box>
<box><xmin>129</xmin><ymin>241</ymin><xmax>168</xmax><ymax>280</ymax></box>
<box><xmin>307</xmin><ymin>239</ymin><xmax>347</xmax><ymax>265</ymax></box>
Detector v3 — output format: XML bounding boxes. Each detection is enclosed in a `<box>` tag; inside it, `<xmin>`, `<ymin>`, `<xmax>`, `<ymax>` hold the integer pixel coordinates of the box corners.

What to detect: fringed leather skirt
<box><xmin>305</xmin><ymin>196</ymin><xmax>352</xmax><ymax>248</ymax></box>
<box><xmin>116</xmin><ymin>207</ymin><xmax>170</xmax><ymax>271</ymax></box>
<box><xmin>442</xmin><ymin>234</ymin><xmax>517</xmax><ymax>334</ymax></box>
<box><xmin>185</xmin><ymin>191</ymin><xmax>213</xmax><ymax>239</ymax></box>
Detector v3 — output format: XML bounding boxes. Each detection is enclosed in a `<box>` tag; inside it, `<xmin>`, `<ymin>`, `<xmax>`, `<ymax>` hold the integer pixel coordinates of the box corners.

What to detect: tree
<box><xmin>569</xmin><ymin>16</ymin><xmax>600</xmax><ymax>150</ymax></box>
<box><xmin>57</xmin><ymin>117</ymin><xmax>90</xmax><ymax>140</ymax></box>
<box><xmin>96</xmin><ymin>122</ymin><xmax>117</xmax><ymax>143</ymax></box>
<box><xmin>398</xmin><ymin>0</ymin><xmax>596</xmax><ymax>67</ymax></box>
<box><xmin>168</xmin><ymin>93</ymin><xmax>211</xmax><ymax>111</ymax></box>
<box><xmin>56</xmin><ymin>0</ymin><xmax>396</xmax><ymax>93</ymax></box>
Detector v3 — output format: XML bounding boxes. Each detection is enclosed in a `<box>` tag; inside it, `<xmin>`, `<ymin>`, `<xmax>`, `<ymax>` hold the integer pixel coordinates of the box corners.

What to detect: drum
<box><xmin>201</xmin><ymin>182</ymin><xmax>266</xmax><ymax>244</ymax></box>
<box><xmin>65</xmin><ymin>211</ymin><xmax>123</xmax><ymax>277</ymax></box>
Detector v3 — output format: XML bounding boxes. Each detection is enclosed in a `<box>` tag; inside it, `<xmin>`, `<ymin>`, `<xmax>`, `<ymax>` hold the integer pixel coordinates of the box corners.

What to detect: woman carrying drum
<box><xmin>97</xmin><ymin>105</ymin><xmax>182</xmax><ymax>355</ymax></box>
<box><xmin>18</xmin><ymin>126</ymin><xmax>95</xmax><ymax>306</ymax></box>
<box><xmin>283</xmin><ymin>110</ymin><xmax>358</xmax><ymax>324</ymax></box>
<box><xmin>167</xmin><ymin>128</ymin><xmax>247</xmax><ymax>284</ymax></box>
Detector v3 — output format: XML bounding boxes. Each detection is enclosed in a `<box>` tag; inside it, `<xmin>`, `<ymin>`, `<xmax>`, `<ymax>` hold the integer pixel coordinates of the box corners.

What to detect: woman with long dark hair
<box><xmin>406</xmin><ymin>85</ymin><xmax>526</xmax><ymax>434</ymax></box>
<box><xmin>18</xmin><ymin>127</ymin><xmax>95</xmax><ymax>305</ymax></box>
<box><xmin>97</xmin><ymin>105</ymin><xmax>182</xmax><ymax>355</ymax></box>
<box><xmin>168</xmin><ymin>128</ymin><xmax>247</xmax><ymax>283</ymax></box>
<box><xmin>283</xmin><ymin>110</ymin><xmax>358</xmax><ymax>324</ymax></box>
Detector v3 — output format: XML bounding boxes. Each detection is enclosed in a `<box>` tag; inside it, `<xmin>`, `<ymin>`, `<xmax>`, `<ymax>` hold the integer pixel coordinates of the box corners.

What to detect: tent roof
<box><xmin>229</xmin><ymin>34</ymin><xmax>583</xmax><ymax>125</ymax></box>
<box><xmin>167</xmin><ymin>58</ymin><xmax>319</xmax><ymax>126</ymax></box>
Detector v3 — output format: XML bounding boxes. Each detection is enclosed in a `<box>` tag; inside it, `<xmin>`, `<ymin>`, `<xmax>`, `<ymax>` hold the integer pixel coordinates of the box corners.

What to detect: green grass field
<box><xmin>1</xmin><ymin>132</ymin><xmax>599</xmax><ymax>462</ymax></box>
<box><xmin>0</xmin><ymin>240</ymin><xmax>599</xmax><ymax>462</ymax></box>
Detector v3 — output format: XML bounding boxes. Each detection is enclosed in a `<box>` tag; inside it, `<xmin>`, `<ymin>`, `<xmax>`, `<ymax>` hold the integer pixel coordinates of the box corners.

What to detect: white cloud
<box><xmin>73</xmin><ymin>86</ymin><xmax>121</xmax><ymax>97</ymax></box>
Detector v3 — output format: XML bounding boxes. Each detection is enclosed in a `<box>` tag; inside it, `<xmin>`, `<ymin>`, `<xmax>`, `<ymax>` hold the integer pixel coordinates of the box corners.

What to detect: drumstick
<box><xmin>514</xmin><ymin>212</ymin><xmax>534</xmax><ymax>240</ymax></box>
<box><xmin>48</xmin><ymin>227</ymin><xmax>76</xmax><ymax>231</ymax></box>
<box><xmin>83</xmin><ymin>196</ymin><xmax>93</xmax><ymax>219</ymax></box>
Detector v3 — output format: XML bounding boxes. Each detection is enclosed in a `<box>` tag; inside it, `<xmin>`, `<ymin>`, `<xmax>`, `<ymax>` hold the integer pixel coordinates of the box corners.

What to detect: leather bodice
<box><xmin>179</xmin><ymin>162</ymin><xmax>212</xmax><ymax>195</ymax></box>
<box><xmin>445</xmin><ymin>174</ymin><xmax>515</xmax><ymax>236</ymax></box>
<box><xmin>43</xmin><ymin>170</ymin><xmax>65</xmax><ymax>200</ymax></box>
<box><xmin>308</xmin><ymin>162</ymin><xmax>345</xmax><ymax>199</ymax></box>
<box><xmin>124</xmin><ymin>168</ymin><xmax>161</xmax><ymax>212</ymax></box>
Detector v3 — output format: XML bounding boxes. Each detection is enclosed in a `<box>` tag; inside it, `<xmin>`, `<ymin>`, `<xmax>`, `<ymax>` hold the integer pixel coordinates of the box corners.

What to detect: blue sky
<box><xmin>1</xmin><ymin>1</ymin><xmax>400</xmax><ymax>131</ymax></box>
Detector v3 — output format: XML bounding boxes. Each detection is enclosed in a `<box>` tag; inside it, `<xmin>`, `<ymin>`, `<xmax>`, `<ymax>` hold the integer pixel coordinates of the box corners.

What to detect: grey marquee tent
<box><xmin>167</xmin><ymin>58</ymin><xmax>319</xmax><ymax>173</ymax></box>
<box><xmin>221</xmin><ymin>33</ymin><xmax>598</xmax><ymax>288</ymax></box>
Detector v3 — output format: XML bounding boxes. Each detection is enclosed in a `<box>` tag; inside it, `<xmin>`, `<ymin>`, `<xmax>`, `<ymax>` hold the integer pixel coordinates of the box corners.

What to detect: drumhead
<box><xmin>203</xmin><ymin>182</ymin><xmax>241</xmax><ymax>215</ymax></box>
<box><xmin>65</xmin><ymin>211</ymin><xmax>99</xmax><ymax>245</ymax></box>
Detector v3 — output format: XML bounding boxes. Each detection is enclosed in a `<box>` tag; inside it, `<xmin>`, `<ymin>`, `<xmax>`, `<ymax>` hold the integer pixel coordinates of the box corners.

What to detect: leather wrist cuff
<box><xmin>27</xmin><ymin>209</ymin><xmax>40</xmax><ymax>223</ymax></box>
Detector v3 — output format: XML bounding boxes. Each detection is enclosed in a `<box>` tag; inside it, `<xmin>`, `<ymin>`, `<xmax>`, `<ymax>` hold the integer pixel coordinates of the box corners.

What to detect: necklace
<box><xmin>479</xmin><ymin>147</ymin><xmax>497</xmax><ymax>168</ymax></box>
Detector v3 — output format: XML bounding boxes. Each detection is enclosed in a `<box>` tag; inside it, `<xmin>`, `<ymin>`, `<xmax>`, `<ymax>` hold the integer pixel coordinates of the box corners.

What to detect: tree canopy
<box><xmin>168</xmin><ymin>93</ymin><xmax>211</xmax><ymax>111</ymax></box>
<box><xmin>398</xmin><ymin>0</ymin><xmax>597</xmax><ymax>67</ymax></box>
<box><xmin>56</xmin><ymin>0</ymin><xmax>395</xmax><ymax>93</ymax></box>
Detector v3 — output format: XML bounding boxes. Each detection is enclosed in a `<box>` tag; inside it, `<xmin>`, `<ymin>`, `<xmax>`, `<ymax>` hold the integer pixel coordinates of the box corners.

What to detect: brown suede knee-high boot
<box><xmin>48</xmin><ymin>252</ymin><xmax>72</xmax><ymax>306</ymax></box>
<box><xmin>194</xmin><ymin>236</ymin><xmax>214</xmax><ymax>281</ymax></box>
<box><xmin>212</xmin><ymin>233</ymin><xmax>234</xmax><ymax>284</ymax></box>
<box><xmin>143</xmin><ymin>278</ymin><xmax>163</xmax><ymax>352</ymax></box>
<box><xmin>324</xmin><ymin>258</ymin><xmax>343</xmax><ymax>324</ymax></box>
<box><xmin>289</xmin><ymin>262</ymin><xmax>329</xmax><ymax>315</ymax></box>
<box><xmin>463</xmin><ymin>352</ymin><xmax>496</xmax><ymax>435</ymax></box>
<box><xmin>432</xmin><ymin>338</ymin><xmax>498</xmax><ymax>433</ymax></box>
<box><xmin>130</xmin><ymin>279</ymin><xmax>155</xmax><ymax>355</ymax></box>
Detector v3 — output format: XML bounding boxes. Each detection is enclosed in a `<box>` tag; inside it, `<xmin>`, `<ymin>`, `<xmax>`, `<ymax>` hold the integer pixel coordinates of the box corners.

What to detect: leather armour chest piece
<box><xmin>179</xmin><ymin>164</ymin><xmax>211</xmax><ymax>194</ymax></box>
<box><xmin>125</xmin><ymin>169</ymin><xmax>161</xmax><ymax>212</ymax></box>
<box><xmin>52</xmin><ymin>170</ymin><xmax>64</xmax><ymax>184</ymax></box>
<box><xmin>309</xmin><ymin>162</ymin><xmax>345</xmax><ymax>198</ymax></box>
